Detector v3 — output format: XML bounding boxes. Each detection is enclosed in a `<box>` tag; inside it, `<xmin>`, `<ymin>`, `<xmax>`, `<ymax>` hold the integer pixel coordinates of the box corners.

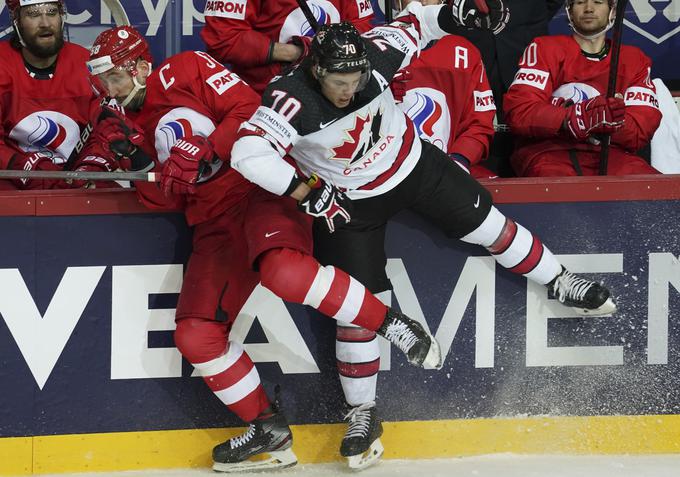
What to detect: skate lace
<box><xmin>383</xmin><ymin>320</ymin><xmax>417</xmax><ymax>354</ymax></box>
<box><xmin>230</xmin><ymin>424</ymin><xmax>256</xmax><ymax>449</ymax></box>
<box><xmin>343</xmin><ymin>402</ymin><xmax>376</xmax><ymax>439</ymax></box>
<box><xmin>552</xmin><ymin>270</ymin><xmax>593</xmax><ymax>303</ymax></box>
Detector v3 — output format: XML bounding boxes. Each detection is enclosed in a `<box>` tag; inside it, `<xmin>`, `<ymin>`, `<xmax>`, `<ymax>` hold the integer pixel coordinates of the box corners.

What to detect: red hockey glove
<box><xmin>70</xmin><ymin>141</ymin><xmax>120</xmax><ymax>188</ymax></box>
<box><xmin>298</xmin><ymin>174</ymin><xmax>353</xmax><ymax>233</ymax></box>
<box><xmin>8</xmin><ymin>151</ymin><xmax>65</xmax><ymax>189</ymax></box>
<box><xmin>93</xmin><ymin>106</ymin><xmax>145</xmax><ymax>157</ymax></box>
<box><xmin>450</xmin><ymin>0</ymin><xmax>510</xmax><ymax>35</ymax></box>
<box><xmin>161</xmin><ymin>136</ymin><xmax>216</xmax><ymax>196</ymax></box>
<box><xmin>88</xmin><ymin>106</ymin><xmax>152</xmax><ymax>173</ymax></box>
<box><xmin>390</xmin><ymin>69</ymin><xmax>413</xmax><ymax>104</ymax></box>
<box><xmin>564</xmin><ymin>96</ymin><xmax>625</xmax><ymax>141</ymax></box>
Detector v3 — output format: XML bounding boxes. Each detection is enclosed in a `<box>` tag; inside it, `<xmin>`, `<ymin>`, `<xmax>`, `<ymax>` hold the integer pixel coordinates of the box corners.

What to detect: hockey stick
<box><xmin>598</xmin><ymin>0</ymin><xmax>628</xmax><ymax>176</ymax></box>
<box><xmin>0</xmin><ymin>169</ymin><xmax>159</xmax><ymax>182</ymax></box>
<box><xmin>296</xmin><ymin>0</ymin><xmax>320</xmax><ymax>33</ymax></box>
<box><xmin>385</xmin><ymin>0</ymin><xmax>394</xmax><ymax>24</ymax></box>
<box><xmin>102</xmin><ymin>0</ymin><xmax>131</xmax><ymax>26</ymax></box>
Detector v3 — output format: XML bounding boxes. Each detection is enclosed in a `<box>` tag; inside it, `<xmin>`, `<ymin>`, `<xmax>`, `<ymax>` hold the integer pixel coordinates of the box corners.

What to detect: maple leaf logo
<box><xmin>330</xmin><ymin>110</ymin><xmax>383</xmax><ymax>165</ymax></box>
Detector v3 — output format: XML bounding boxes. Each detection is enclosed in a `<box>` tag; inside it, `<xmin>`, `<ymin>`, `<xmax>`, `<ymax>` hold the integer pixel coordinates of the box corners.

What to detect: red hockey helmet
<box><xmin>6</xmin><ymin>0</ymin><xmax>64</xmax><ymax>18</ymax></box>
<box><xmin>86</xmin><ymin>26</ymin><xmax>153</xmax><ymax>77</ymax></box>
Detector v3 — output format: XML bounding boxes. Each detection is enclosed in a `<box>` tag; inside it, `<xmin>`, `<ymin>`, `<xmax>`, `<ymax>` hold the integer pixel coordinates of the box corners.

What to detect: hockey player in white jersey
<box><xmin>230</xmin><ymin>2</ymin><xmax>616</xmax><ymax>470</ymax></box>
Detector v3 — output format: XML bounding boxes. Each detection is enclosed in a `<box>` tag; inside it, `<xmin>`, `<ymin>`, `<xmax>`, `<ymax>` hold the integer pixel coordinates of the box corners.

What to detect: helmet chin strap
<box><xmin>120</xmin><ymin>67</ymin><xmax>151</xmax><ymax>108</ymax></box>
<box><xmin>13</xmin><ymin>19</ymin><xmax>27</xmax><ymax>47</ymax></box>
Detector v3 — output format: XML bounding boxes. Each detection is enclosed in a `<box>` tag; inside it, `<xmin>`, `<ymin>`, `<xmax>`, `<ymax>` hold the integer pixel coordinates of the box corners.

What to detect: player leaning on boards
<box><xmin>85</xmin><ymin>25</ymin><xmax>442</xmax><ymax>474</ymax></box>
<box><xmin>503</xmin><ymin>0</ymin><xmax>661</xmax><ymax>177</ymax></box>
<box><xmin>230</xmin><ymin>1</ymin><xmax>618</xmax><ymax>470</ymax></box>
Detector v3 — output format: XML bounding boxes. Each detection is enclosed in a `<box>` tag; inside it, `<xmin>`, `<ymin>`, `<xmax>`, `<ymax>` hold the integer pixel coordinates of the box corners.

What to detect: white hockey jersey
<box><xmin>231</xmin><ymin>3</ymin><xmax>454</xmax><ymax>200</ymax></box>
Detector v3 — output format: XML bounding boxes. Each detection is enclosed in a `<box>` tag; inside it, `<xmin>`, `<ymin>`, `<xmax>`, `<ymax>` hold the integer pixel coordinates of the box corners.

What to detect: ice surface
<box><xmin>34</xmin><ymin>454</ymin><xmax>680</xmax><ymax>477</ymax></box>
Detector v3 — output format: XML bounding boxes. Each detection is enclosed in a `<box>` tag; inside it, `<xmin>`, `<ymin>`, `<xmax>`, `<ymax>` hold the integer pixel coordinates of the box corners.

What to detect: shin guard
<box><xmin>175</xmin><ymin>319</ymin><xmax>269</xmax><ymax>422</ymax></box>
<box><xmin>461</xmin><ymin>206</ymin><xmax>561</xmax><ymax>284</ymax></box>
<box><xmin>259</xmin><ymin>248</ymin><xmax>387</xmax><ymax>330</ymax></box>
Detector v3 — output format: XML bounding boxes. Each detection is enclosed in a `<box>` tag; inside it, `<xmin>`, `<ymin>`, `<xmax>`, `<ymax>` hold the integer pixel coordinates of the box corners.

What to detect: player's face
<box><xmin>97</xmin><ymin>69</ymin><xmax>136</xmax><ymax>102</ymax></box>
<box><xmin>18</xmin><ymin>3</ymin><xmax>64</xmax><ymax>58</ymax></box>
<box><xmin>318</xmin><ymin>71</ymin><xmax>363</xmax><ymax>108</ymax></box>
<box><xmin>569</xmin><ymin>0</ymin><xmax>611</xmax><ymax>35</ymax></box>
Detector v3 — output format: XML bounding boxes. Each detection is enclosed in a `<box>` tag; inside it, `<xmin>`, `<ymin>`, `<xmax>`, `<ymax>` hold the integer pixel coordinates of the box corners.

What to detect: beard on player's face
<box><xmin>18</xmin><ymin>15</ymin><xmax>64</xmax><ymax>59</ymax></box>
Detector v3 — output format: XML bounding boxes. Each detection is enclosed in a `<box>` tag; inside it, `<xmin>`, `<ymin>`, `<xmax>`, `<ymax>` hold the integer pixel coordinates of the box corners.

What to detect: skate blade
<box><xmin>346</xmin><ymin>438</ymin><xmax>384</xmax><ymax>471</ymax></box>
<box><xmin>423</xmin><ymin>337</ymin><xmax>443</xmax><ymax>370</ymax></box>
<box><xmin>212</xmin><ymin>448</ymin><xmax>298</xmax><ymax>473</ymax></box>
<box><xmin>572</xmin><ymin>296</ymin><xmax>617</xmax><ymax>316</ymax></box>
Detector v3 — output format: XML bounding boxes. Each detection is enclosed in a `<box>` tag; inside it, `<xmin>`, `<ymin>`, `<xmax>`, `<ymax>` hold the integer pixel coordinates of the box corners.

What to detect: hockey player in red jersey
<box><xmin>395</xmin><ymin>33</ymin><xmax>496</xmax><ymax>178</ymax></box>
<box><xmin>86</xmin><ymin>25</ymin><xmax>442</xmax><ymax>473</ymax></box>
<box><xmin>0</xmin><ymin>0</ymin><xmax>109</xmax><ymax>190</ymax></box>
<box><xmin>229</xmin><ymin>4</ymin><xmax>619</xmax><ymax>469</ymax></box>
<box><xmin>201</xmin><ymin>0</ymin><xmax>375</xmax><ymax>94</ymax></box>
<box><xmin>503</xmin><ymin>0</ymin><xmax>661</xmax><ymax>176</ymax></box>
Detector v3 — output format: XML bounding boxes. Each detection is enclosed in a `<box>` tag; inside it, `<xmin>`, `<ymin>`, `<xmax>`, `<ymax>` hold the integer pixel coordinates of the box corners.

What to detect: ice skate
<box><xmin>548</xmin><ymin>268</ymin><xmax>617</xmax><ymax>316</ymax></box>
<box><xmin>212</xmin><ymin>398</ymin><xmax>297</xmax><ymax>473</ymax></box>
<box><xmin>340</xmin><ymin>402</ymin><xmax>384</xmax><ymax>471</ymax></box>
<box><xmin>376</xmin><ymin>307</ymin><xmax>442</xmax><ymax>369</ymax></box>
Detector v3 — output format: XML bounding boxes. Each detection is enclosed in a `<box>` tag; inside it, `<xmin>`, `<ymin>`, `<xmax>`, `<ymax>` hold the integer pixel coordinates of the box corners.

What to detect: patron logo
<box><xmin>474</xmin><ymin>90</ymin><xmax>496</xmax><ymax>112</ymax></box>
<box><xmin>624</xmin><ymin>86</ymin><xmax>660</xmax><ymax>108</ymax></box>
<box><xmin>511</xmin><ymin>68</ymin><xmax>550</xmax><ymax>90</ymax></box>
<box><xmin>204</xmin><ymin>0</ymin><xmax>247</xmax><ymax>19</ymax></box>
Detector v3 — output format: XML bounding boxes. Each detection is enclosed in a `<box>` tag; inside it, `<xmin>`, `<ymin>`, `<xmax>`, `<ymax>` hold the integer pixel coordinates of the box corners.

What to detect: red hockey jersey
<box><xmin>398</xmin><ymin>35</ymin><xmax>495</xmax><ymax>165</ymax></box>
<box><xmin>503</xmin><ymin>35</ymin><xmax>661</xmax><ymax>176</ymax></box>
<box><xmin>127</xmin><ymin>51</ymin><xmax>260</xmax><ymax>226</ymax></box>
<box><xmin>0</xmin><ymin>41</ymin><xmax>97</xmax><ymax>171</ymax></box>
<box><xmin>201</xmin><ymin>0</ymin><xmax>374</xmax><ymax>93</ymax></box>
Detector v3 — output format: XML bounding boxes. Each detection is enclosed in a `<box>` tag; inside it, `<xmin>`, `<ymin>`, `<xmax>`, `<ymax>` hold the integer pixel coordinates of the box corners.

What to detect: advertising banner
<box><xmin>1</xmin><ymin>199</ymin><xmax>679</xmax><ymax>438</ymax></box>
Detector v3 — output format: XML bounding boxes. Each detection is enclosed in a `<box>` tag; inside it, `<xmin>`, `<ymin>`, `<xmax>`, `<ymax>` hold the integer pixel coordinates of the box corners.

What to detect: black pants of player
<box><xmin>313</xmin><ymin>139</ymin><xmax>493</xmax><ymax>294</ymax></box>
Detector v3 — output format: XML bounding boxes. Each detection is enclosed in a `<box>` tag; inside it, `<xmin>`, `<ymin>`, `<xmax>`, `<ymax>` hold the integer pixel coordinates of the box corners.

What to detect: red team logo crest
<box><xmin>406</xmin><ymin>91</ymin><xmax>443</xmax><ymax>137</ymax></box>
<box><xmin>155</xmin><ymin>108</ymin><xmax>215</xmax><ymax>161</ymax></box>
<box><xmin>9</xmin><ymin>111</ymin><xmax>81</xmax><ymax>162</ymax></box>
<box><xmin>401</xmin><ymin>87</ymin><xmax>450</xmax><ymax>152</ymax></box>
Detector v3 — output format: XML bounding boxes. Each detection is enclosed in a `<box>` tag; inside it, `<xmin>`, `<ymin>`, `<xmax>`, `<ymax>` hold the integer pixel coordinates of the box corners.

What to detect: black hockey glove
<box><xmin>298</xmin><ymin>174</ymin><xmax>353</xmax><ymax>233</ymax></box>
<box><xmin>449</xmin><ymin>0</ymin><xmax>510</xmax><ymax>35</ymax></box>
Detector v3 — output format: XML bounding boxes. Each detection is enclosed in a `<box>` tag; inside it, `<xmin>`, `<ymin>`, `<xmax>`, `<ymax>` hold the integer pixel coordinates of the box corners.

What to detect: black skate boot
<box><xmin>376</xmin><ymin>307</ymin><xmax>442</xmax><ymax>369</ymax></box>
<box><xmin>340</xmin><ymin>402</ymin><xmax>384</xmax><ymax>471</ymax></box>
<box><xmin>548</xmin><ymin>268</ymin><xmax>617</xmax><ymax>316</ymax></box>
<box><xmin>212</xmin><ymin>395</ymin><xmax>297</xmax><ymax>473</ymax></box>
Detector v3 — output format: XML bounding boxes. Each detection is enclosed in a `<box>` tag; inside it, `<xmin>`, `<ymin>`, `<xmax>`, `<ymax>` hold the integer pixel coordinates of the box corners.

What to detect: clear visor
<box><xmin>317</xmin><ymin>67</ymin><xmax>372</xmax><ymax>94</ymax></box>
<box><xmin>19</xmin><ymin>3</ymin><xmax>62</xmax><ymax>18</ymax></box>
<box><xmin>356</xmin><ymin>69</ymin><xmax>371</xmax><ymax>92</ymax></box>
<box><xmin>92</xmin><ymin>67</ymin><xmax>134</xmax><ymax>96</ymax></box>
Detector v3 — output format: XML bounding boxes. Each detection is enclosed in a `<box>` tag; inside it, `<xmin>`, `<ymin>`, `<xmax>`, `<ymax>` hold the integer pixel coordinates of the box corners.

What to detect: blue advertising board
<box><xmin>1</xmin><ymin>1</ymin><xmax>679</xmax><ymax>83</ymax></box>
<box><xmin>1</xmin><ymin>198</ymin><xmax>679</xmax><ymax>439</ymax></box>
